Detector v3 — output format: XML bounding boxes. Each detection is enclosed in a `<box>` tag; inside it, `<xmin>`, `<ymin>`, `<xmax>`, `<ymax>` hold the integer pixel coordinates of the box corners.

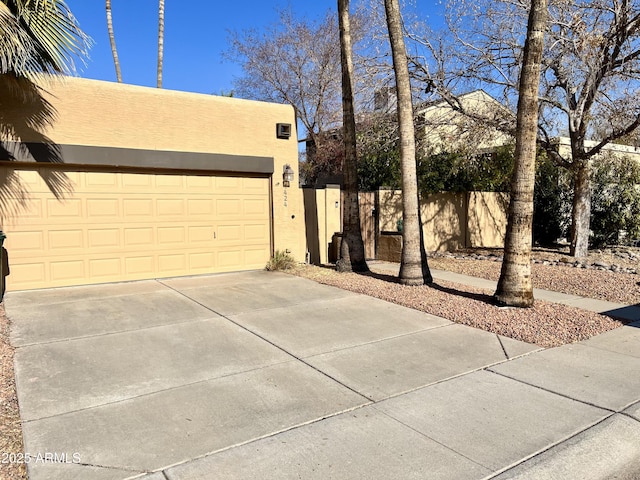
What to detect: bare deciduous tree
<box><xmin>539</xmin><ymin>0</ymin><xmax>640</xmax><ymax>257</ymax></box>
<box><xmin>407</xmin><ymin>0</ymin><xmax>640</xmax><ymax>257</ymax></box>
<box><xmin>226</xmin><ymin>9</ymin><xmax>344</xmax><ymax>151</ymax></box>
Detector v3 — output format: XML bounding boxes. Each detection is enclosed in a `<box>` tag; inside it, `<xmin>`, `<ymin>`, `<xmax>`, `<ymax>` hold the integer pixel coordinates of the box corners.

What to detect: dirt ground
<box><xmin>0</xmin><ymin>303</ymin><xmax>26</xmax><ymax>480</ymax></box>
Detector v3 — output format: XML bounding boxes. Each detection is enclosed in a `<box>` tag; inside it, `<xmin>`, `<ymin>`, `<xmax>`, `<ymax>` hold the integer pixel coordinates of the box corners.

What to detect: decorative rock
<box><xmin>429</xmin><ymin>248</ymin><xmax>638</xmax><ymax>276</ymax></box>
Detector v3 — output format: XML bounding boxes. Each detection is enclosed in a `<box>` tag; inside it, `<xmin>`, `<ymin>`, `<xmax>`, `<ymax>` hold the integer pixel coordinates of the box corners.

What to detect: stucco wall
<box><xmin>303</xmin><ymin>186</ymin><xmax>341</xmax><ymax>265</ymax></box>
<box><xmin>467</xmin><ymin>192</ymin><xmax>508</xmax><ymax>248</ymax></box>
<box><xmin>6</xmin><ymin>77</ymin><xmax>306</xmax><ymax>262</ymax></box>
<box><xmin>378</xmin><ymin>190</ymin><xmax>507</xmax><ymax>252</ymax></box>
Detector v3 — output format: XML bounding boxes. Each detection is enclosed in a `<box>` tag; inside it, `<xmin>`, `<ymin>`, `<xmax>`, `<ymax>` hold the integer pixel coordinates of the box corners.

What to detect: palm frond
<box><xmin>0</xmin><ymin>3</ymin><xmax>40</xmax><ymax>76</ymax></box>
<box><xmin>4</xmin><ymin>0</ymin><xmax>91</xmax><ymax>75</ymax></box>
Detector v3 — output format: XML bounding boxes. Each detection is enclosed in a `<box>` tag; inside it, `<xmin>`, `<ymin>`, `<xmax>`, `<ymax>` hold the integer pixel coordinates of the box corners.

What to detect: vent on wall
<box><xmin>276</xmin><ymin>123</ymin><xmax>292</xmax><ymax>139</ymax></box>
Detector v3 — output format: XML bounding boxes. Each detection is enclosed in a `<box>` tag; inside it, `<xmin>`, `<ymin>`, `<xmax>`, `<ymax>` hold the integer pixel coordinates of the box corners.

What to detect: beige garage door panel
<box><xmin>5</xmin><ymin>169</ymin><xmax>271</xmax><ymax>290</ymax></box>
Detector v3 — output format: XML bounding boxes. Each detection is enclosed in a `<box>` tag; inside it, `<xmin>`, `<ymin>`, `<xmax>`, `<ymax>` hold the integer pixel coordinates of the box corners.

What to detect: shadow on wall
<box><xmin>421</xmin><ymin>192</ymin><xmax>467</xmax><ymax>252</ymax></box>
<box><xmin>378</xmin><ymin>189</ymin><xmax>403</xmax><ymax>232</ymax></box>
<box><xmin>466</xmin><ymin>192</ymin><xmax>508</xmax><ymax>248</ymax></box>
<box><xmin>303</xmin><ymin>188</ymin><xmax>321</xmax><ymax>265</ymax></box>
<box><xmin>303</xmin><ymin>185</ymin><xmax>342</xmax><ymax>265</ymax></box>
<box><xmin>377</xmin><ymin>190</ymin><xmax>508</xmax><ymax>252</ymax></box>
<box><xmin>0</xmin><ymin>75</ymin><xmax>74</xmax><ymax>226</ymax></box>
<box><xmin>303</xmin><ymin>188</ymin><xmax>509</xmax><ymax>265</ymax></box>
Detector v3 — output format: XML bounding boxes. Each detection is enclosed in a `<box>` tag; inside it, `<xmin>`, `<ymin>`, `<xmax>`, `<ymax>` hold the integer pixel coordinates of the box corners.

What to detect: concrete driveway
<box><xmin>7</xmin><ymin>271</ymin><xmax>640</xmax><ymax>479</ymax></box>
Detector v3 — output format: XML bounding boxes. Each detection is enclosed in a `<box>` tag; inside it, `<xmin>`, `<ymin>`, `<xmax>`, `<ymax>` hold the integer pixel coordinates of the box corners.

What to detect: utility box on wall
<box><xmin>276</xmin><ymin>123</ymin><xmax>292</xmax><ymax>139</ymax></box>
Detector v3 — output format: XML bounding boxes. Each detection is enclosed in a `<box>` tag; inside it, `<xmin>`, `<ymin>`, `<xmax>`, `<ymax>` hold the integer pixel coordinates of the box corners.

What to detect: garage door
<box><xmin>5</xmin><ymin>168</ymin><xmax>272</xmax><ymax>291</ymax></box>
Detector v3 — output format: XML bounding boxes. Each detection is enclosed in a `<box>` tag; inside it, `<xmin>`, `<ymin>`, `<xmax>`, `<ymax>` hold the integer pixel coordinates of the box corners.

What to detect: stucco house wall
<box><xmin>0</xmin><ymin>77</ymin><xmax>306</xmax><ymax>288</ymax></box>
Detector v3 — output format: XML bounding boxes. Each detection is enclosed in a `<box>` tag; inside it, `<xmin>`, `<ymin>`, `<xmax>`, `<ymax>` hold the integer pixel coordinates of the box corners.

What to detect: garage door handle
<box><xmin>213</xmin><ymin>232</ymin><xmax>216</xmax><ymax>239</ymax></box>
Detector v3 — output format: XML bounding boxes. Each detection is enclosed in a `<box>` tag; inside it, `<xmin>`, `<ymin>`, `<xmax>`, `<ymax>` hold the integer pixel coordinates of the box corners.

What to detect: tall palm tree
<box><xmin>0</xmin><ymin>0</ymin><xmax>90</xmax><ymax>204</ymax></box>
<box><xmin>157</xmin><ymin>0</ymin><xmax>164</xmax><ymax>88</ymax></box>
<box><xmin>106</xmin><ymin>0</ymin><xmax>122</xmax><ymax>82</ymax></box>
<box><xmin>383</xmin><ymin>0</ymin><xmax>432</xmax><ymax>285</ymax></box>
<box><xmin>0</xmin><ymin>0</ymin><xmax>89</xmax><ymax>78</ymax></box>
<box><xmin>336</xmin><ymin>0</ymin><xmax>368</xmax><ymax>273</ymax></box>
<box><xmin>494</xmin><ymin>0</ymin><xmax>548</xmax><ymax>307</ymax></box>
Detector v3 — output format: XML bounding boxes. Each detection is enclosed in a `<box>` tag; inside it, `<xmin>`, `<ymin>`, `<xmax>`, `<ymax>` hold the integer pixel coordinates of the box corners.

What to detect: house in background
<box><xmin>301</xmin><ymin>90</ymin><xmax>515</xmax><ymax>263</ymax></box>
<box><xmin>552</xmin><ymin>136</ymin><xmax>640</xmax><ymax>161</ymax></box>
<box><xmin>0</xmin><ymin>77</ymin><xmax>306</xmax><ymax>291</ymax></box>
<box><xmin>416</xmin><ymin>90</ymin><xmax>513</xmax><ymax>156</ymax></box>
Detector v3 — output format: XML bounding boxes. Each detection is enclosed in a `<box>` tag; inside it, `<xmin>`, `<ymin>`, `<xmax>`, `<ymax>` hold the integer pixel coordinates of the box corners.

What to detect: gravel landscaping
<box><xmin>290</xmin><ymin>246</ymin><xmax>638</xmax><ymax>350</ymax></box>
<box><xmin>429</xmin><ymin>246</ymin><xmax>640</xmax><ymax>305</ymax></box>
<box><xmin>0</xmin><ymin>303</ymin><xmax>26</xmax><ymax>480</ymax></box>
<box><xmin>292</xmin><ymin>263</ymin><xmax>626</xmax><ymax>349</ymax></box>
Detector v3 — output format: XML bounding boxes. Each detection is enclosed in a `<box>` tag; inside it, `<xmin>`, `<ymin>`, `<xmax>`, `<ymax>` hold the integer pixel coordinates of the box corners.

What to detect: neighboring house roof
<box><xmin>304</xmin><ymin>90</ymin><xmax>517</xmax><ymax>187</ymax></box>
<box><xmin>416</xmin><ymin>90</ymin><xmax>514</xmax><ymax>155</ymax></box>
<box><xmin>552</xmin><ymin>136</ymin><xmax>640</xmax><ymax>160</ymax></box>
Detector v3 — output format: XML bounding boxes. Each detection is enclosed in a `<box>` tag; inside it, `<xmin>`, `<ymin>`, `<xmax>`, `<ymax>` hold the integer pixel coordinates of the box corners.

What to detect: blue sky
<box><xmin>66</xmin><ymin>0</ymin><xmax>344</xmax><ymax>95</ymax></box>
<box><xmin>65</xmin><ymin>0</ymin><xmax>444</xmax><ymax>96</ymax></box>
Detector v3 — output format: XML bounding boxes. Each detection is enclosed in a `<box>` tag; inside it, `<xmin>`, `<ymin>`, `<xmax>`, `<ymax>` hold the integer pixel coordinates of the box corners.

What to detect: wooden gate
<box><xmin>359</xmin><ymin>192</ymin><xmax>377</xmax><ymax>259</ymax></box>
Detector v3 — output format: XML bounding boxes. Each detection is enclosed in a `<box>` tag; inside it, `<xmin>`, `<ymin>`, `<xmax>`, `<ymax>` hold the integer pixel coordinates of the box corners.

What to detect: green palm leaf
<box><xmin>1</xmin><ymin>0</ymin><xmax>90</xmax><ymax>76</ymax></box>
<box><xmin>0</xmin><ymin>3</ymin><xmax>39</xmax><ymax>75</ymax></box>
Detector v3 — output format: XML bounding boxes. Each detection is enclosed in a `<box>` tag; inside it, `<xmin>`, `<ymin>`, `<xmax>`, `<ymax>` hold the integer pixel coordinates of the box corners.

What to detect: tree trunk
<box><xmin>494</xmin><ymin>0</ymin><xmax>547</xmax><ymax>307</ymax></box>
<box><xmin>336</xmin><ymin>0</ymin><xmax>368</xmax><ymax>273</ymax></box>
<box><xmin>157</xmin><ymin>0</ymin><xmax>165</xmax><ymax>88</ymax></box>
<box><xmin>570</xmin><ymin>161</ymin><xmax>590</xmax><ymax>257</ymax></box>
<box><xmin>106</xmin><ymin>0</ymin><xmax>122</xmax><ymax>83</ymax></box>
<box><xmin>384</xmin><ymin>0</ymin><xmax>432</xmax><ymax>285</ymax></box>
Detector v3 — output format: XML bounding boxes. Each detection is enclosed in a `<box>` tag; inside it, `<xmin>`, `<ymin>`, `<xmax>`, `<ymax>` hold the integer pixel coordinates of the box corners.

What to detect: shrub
<box><xmin>265</xmin><ymin>250</ymin><xmax>296</xmax><ymax>271</ymax></box>
<box><xmin>533</xmin><ymin>152</ymin><xmax>571</xmax><ymax>245</ymax></box>
<box><xmin>590</xmin><ymin>154</ymin><xmax>640</xmax><ymax>247</ymax></box>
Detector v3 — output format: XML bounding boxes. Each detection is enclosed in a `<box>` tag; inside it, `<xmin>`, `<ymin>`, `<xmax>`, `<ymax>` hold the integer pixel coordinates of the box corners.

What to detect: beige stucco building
<box><xmin>1</xmin><ymin>77</ymin><xmax>306</xmax><ymax>291</ymax></box>
<box><xmin>417</xmin><ymin>90</ymin><xmax>513</xmax><ymax>155</ymax></box>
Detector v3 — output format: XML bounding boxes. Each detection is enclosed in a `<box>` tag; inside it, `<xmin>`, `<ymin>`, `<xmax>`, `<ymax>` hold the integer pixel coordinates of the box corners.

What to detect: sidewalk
<box><xmin>7</xmin><ymin>269</ymin><xmax>640</xmax><ymax>479</ymax></box>
<box><xmin>370</xmin><ymin>260</ymin><xmax>640</xmax><ymax>323</ymax></box>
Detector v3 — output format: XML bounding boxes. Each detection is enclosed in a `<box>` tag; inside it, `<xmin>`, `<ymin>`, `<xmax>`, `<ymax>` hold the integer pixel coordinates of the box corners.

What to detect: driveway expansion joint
<box><xmin>298</xmin><ymin>321</ymin><xmax>453</xmax><ymax>360</ymax></box>
<box><xmin>578</xmin><ymin>341</ymin><xmax>640</xmax><ymax>360</ymax></box>
<box><xmin>486</xmin><ymin>369</ymin><xmax>617</xmax><ymax>413</ymax></box>
<box><xmin>160</xmin><ymin>280</ymin><xmax>375</xmax><ymax>404</ymax></box>
<box><xmin>12</xmin><ymin>315</ymin><xmax>223</xmax><ymax>348</ymax></box>
<box><xmin>73</xmin><ymin>461</ymin><xmax>146</xmax><ymax>475</ymax></box>
<box><xmin>140</xmin><ymin>403</ymin><xmax>374</xmax><ymax>477</ymax></box>
<box><xmin>19</xmin><ymin>359</ymin><xmax>294</xmax><ymax>424</ymax></box>
<box><xmin>496</xmin><ymin>334</ymin><xmax>509</xmax><ymax>360</ymax></box>
<box><xmin>621</xmin><ymin>411</ymin><xmax>640</xmax><ymax>423</ymax></box>
<box><xmin>480</xmin><ymin>412</ymin><xmax>619</xmax><ymax>480</ymax></box>
<box><xmin>373</xmin><ymin>406</ymin><xmax>491</xmax><ymax>471</ymax></box>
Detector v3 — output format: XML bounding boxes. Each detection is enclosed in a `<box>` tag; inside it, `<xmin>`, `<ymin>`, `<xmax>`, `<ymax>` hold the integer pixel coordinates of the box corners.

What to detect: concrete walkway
<box><xmin>6</xmin><ymin>269</ymin><xmax>640</xmax><ymax>479</ymax></box>
<box><xmin>370</xmin><ymin>260</ymin><xmax>640</xmax><ymax>323</ymax></box>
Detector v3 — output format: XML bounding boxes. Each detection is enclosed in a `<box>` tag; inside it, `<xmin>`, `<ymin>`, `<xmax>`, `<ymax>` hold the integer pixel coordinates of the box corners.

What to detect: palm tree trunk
<box><xmin>157</xmin><ymin>0</ymin><xmax>165</xmax><ymax>88</ymax></box>
<box><xmin>383</xmin><ymin>0</ymin><xmax>432</xmax><ymax>285</ymax></box>
<box><xmin>336</xmin><ymin>0</ymin><xmax>368</xmax><ymax>273</ymax></box>
<box><xmin>494</xmin><ymin>0</ymin><xmax>548</xmax><ymax>307</ymax></box>
<box><xmin>106</xmin><ymin>0</ymin><xmax>122</xmax><ymax>82</ymax></box>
